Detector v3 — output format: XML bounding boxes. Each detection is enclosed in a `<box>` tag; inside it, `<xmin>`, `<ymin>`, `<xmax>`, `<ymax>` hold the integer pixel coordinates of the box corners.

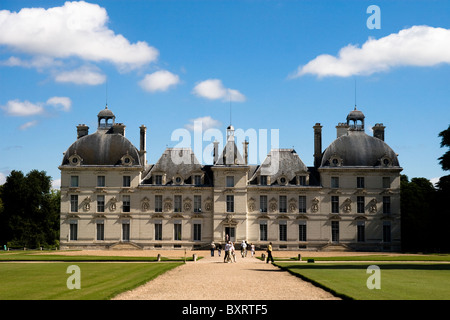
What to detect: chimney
<box><xmin>140</xmin><ymin>125</ymin><xmax>147</xmax><ymax>165</ymax></box>
<box><xmin>373</xmin><ymin>123</ymin><xmax>385</xmax><ymax>141</ymax></box>
<box><xmin>76</xmin><ymin>124</ymin><xmax>89</xmax><ymax>139</ymax></box>
<box><xmin>112</xmin><ymin>123</ymin><xmax>126</xmax><ymax>136</ymax></box>
<box><xmin>243</xmin><ymin>140</ymin><xmax>249</xmax><ymax>165</ymax></box>
<box><xmin>313</xmin><ymin>123</ymin><xmax>323</xmax><ymax>168</ymax></box>
<box><xmin>213</xmin><ymin>140</ymin><xmax>219</xmax><ymax>164</ymax></box>
<box><xmin>336</xmin><ymin>122</ymin><xmax>349</xmax><ymax>138</ymax></box>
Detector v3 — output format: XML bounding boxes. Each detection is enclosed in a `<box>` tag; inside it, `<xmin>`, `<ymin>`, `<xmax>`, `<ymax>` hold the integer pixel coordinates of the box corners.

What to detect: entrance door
<box><xmin>331</xmin><ymin>221</ymin><xmax>339</xmax><ymax>243</ymax></box>
<box><xmin>122</xmin><ymin>222</ymin><xmax>130</xmax><ymax>242</ymax></box>
<box><xmin>225</xmin><ymin>227</ymin><xmax>235</xmax><ymax>242</ymax></box>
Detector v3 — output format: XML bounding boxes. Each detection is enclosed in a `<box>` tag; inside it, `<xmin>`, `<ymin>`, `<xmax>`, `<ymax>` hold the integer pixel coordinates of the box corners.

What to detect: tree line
<box><xmin>0</xmin><ymin>125</ymin><xmax>449</xmax><ymax>251</ymax></box>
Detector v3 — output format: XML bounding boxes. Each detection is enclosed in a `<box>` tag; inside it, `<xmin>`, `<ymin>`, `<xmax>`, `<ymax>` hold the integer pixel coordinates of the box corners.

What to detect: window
<box><xmin>96</xmin><ymin>220</ymin><xmax>104</xmax><ymax>241</ymax></box>
<box><xmin>383</xmin><ymin>221</ymin><xmax>391</xmax><ymax>242</ymax></box>
<box><xmin>226</xmin><ymin>176</ymin><xmax>234</xmax><ymax>187</ymax></box>
<box><xmin>97</xmin><ymin>195</ymin><xmax>105</xmax><ymax>213</ymax></box>
<box><xmin>299</xmin><ymin>196</ymin><xmax>306</xmax><ymax>213</ymax></box>
<box><xmin>69</xmin><ymin>221</ymin><xmax>78</xmax><ymax>241</ymax></box>
<box><xmin>123</xmin><ymin>195</ymin><xmax>130</xmax><ymax>212</ymax></box>
<box><xmin>260</xmin><ymin>175</ymin><xmax>267</xmax><ymax>186</ymax></box>
<box><xmin>383</xmin><ymin>196</ymin><xmax>391</xmax><ymax>214</ymax></box>
<box><xmin>357</xmin><ymin>196</ymin><xmax>365</xmax><ymax>214</ymax></box>
<box><xmin>357</xmin><ymin>177</ymin><xmax>365</xmax><ymax>189</ymax></box>
<box><xmin>260</xmin><ymin>221</ymin><xmax>267</xmax><ymax>241</ymax></box>
<box><xmin>174</xmin><ymin>221</ymin><xmax>182</xmax><ymax>241</ymax></box>
<box><xmin>279</xmin><ymin>195</ymin><xmax>287</xmax><ymax>213</ymax></box>
<box><xmin>298</xmin><ymin>176</ymin><xmax>307</xmax><ymax>186</ymax></box>
<box><xmin>155</xmin><ymin>175</ymin><xmax>162</xmax><ymax>185</ymax></box>
<box><xmin>226</xmin><ymin>195</ymin><xmax>234</xmax><ymax>212</ymax></box>
<box><xmin>123</xmin><ymin>176</ymin><xmax>131</xmax><ymax>187</ymax></box>
<box><xmin>194</xmin><ymin>175</ymin><xmax>201</xmax><ymax>186</ymax></box>
<box><xmin>193</xmin><ymin>222</ymin><xmax>202</xmax><ymax>241</ymax></box>
<box><xmin>357</xmin><ymin>221</ymin><xmax>365</xmax><ymax>242</ymax></box>
<box><xmin>299</xmin><ymin>221</ymin><xmax>307</xmax><ymax>241</ymax></box>
<box><xmin>70</xmin><ymin>176</ymin><xmax>79</xmax><ymax>187</ymax></box>
<box><xmin>331</xmin><ymin>177</ymin><xmax>339</xmax><ymax>188</ymax></box>
<box><xmin>174</xmin><ymin>195</ymin><xmax>182</xmax><ymax>213</ymax></box>
<box><xmin>331</xmin><ymin>221</ymin><xmax>339</xmax><ymax>243</ymax></box>
<box><xmin>154</xmin><ymin>221</ymin><xmax>162</xmax><ymax>240</ymax></box>
<box><xmin>331</xmin><ymin>196</ymin><xmax>339</xmax><ymax>213</ymax></box>
<box><xmin>122</xmin><ymin>221</ymin><xmax>130</xmax><ymax>242</ymax></box>
<box><xmin>97</xmin><ymin>176</ymin><xmax>105</xmax><ymax>187</ymax></box>
<box><xmin>155</xmin><ymin>195</ymin><xmax>162</xmax><ymax>212</ymax></box>
<box><xmin>279</xmin><ymin>220</ymin><xmax>287</xmax><ymax>241</ymax></box>
<box><xmin>194</xmin><ymin>195</ymin><xmax>202</xmax><ymax>212</ymax></box>
<box><xmin>260</xmin><ymin>195</ymin><xmax>267</xmax><ymax>213</ymax></box>
<box><xmin>70</xmin><ymin>195</ymin><xmax>78</xmax><ymax>212</ymax></box>
<box><xmin>382</xmin><ymin>177</ymin><xmax>391</xmax><ymax>189</ymax></box>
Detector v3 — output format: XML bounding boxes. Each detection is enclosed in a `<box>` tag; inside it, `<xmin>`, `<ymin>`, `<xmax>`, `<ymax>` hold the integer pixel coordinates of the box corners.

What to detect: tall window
<box><xmin>260</xmin><ymin>195</ymin><xmax>267</xmax><ymax>213</ymax></box>
<box><xmin>279</xmin><ymin>221</ymin><xmax>287</xmax><ymax>241</ymax></box>
<box><xmin>260</xmin><ymin>175</ymin><xmax>267</xmax><ymax>186</ymax></box>
<box><xmin>383</xmin><ymin>196</ymin><xmax>391</xmax><ymax>214</ymax></box>
<box><xmin>194</xmin><ymin>175</ymin><xmax>202</xmax><ymax>186</ymax></box>
<box><xmin>260</xmin><ymin>221</ymin><xmax>268</xmax><ymax>241</ymax></box>
<box><xmin>299</xmin><ymin>196</ymin><xmax>306</xmax><ymax>213</ymax></box>
<box><xmin>97</xmin><ymin>176</ymin><xmax>105</xmax><ymax>187</ymax></box>
<box><xmin>154</xmin><ymin>221</ymin><xmax>162</xmax><ymax>240</ymax></box>
<box><xmin>193</xmin><ymin>222</ymin><xmax>201</xmax><ymax>241</ymax></box>
<box><xmin>96</xmin><ymin>220</ymin><xmax>104</xmax><ymax>241</ymax></box>
<box><xmin>331</xmin><ymin>221</ymin><xmax>339</xmax><ymax>243</ymax></box>
<box><xmin>299</xmin><ymin>221</ymin><xmax>307</xmax><ymax>241</ymax></box>
<box><xmin>97</xmin><ymin>195</ymin><xmax>105</xmax><ymax>213</ymax></box>
<box><xmin>226</xmin><ymin>195</ymin><xmax>234</xmax><ymax>212</ymax></box>
<box><xmin>357</xmin><ymin>177</ymin><xmax>365</xmax><ymax>189</ymax></box>
<box><xmin>331</xmin><ymin>177</ymin><xmax>339</xmax><ymax>188</ymax></box>
<box><xmin>155</xmin><ymin>175</ymin><xmax>162</xmax><ymax>185</ymax></box>
<box><xmin>174</xmin><ymin>221</ymin><xmax>182</xmax><ymax>241</ymax></box>
<box><xmin>70</xmin><ymin>176</ymin><xmax>79</xmax><ymax>187</ymax></box>
<box><xmin>70</xmin><ymin>195</ymin><xmax>78</xmax><ymax>212</ymax></box>
<box><xmin>69</xmin><ymin>221</ymin><xmax>78</xmax><ymax>241</ymax></box>
<box><xmin>122</xmin><ymin>195</ymin><xmax>130</xmax><ymax>212</ymax></box>
<box><xmin>174</xmin><ymin>195</ymin><xmax>182</xmax><ymax>213</ymax></box>
<box><xmin>382</xmin><ymin>177</ymin><xmax>391</xmax><ymax>189</ymax></box>
<box><xmin>194</xmin><ymin>195</ymin><xmax>202</xmax><ymax>212</ymax></box>
<box><xmin>331</xmin><ymin>196</ymin><xmax>339</xmax><ymax>213</ymax></box>
<box><xmin>357</xmin><ymin>221</ymin><xmax>365</xmax><ymax>242</ymax></box>
<box><xmin>123</xmin><ymin>176</ymin><xmax>131</xmax><ymax>187</ymax></box>
<box><xmin>383</xmin><ymin>221</ymin><xmax>391</xmax><ymax>242</ymax></box>
<box><xmin>298</xmin><ymin>176</ymin><xmax>307</xmax><ymax>186</ymax></box>
<box><xmin>279</xmin><ymin>195</ymin><xmax>287</xmax><ymax>213</ymax></box>
<box><xmin>155</xmin><ymin>195</ymin><xmax>162</xmax><ymax>212</ymax></box>
<box><xmin>226</xmin><ymin>176</ymin><xmax>234</xmax><ymax>187</ymax></box>
<box><xmin>122</xmin><ymin>221</ymin><xmax>130</xmax><ymax>242</ymax></box>
<box><xmin>357</xmin><ymin>196</ymin><xmax>365</xmax><ymax>214</ymax></box>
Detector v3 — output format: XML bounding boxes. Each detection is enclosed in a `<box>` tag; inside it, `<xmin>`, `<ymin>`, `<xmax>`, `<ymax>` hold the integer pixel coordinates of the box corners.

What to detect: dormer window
<box><xmin>121</xmin><ymin>154</ymin><xmax>134</xmax><ymax>166</ymax></box>
<box><xmin>260</xmin><ymin>175</ymin><xmax>267</xmax><ymax>186</ymax></box>
<box><xmin>69</xmin><ymin>154</ymin><xmax>83</xmax><ymax>166</ymax></box>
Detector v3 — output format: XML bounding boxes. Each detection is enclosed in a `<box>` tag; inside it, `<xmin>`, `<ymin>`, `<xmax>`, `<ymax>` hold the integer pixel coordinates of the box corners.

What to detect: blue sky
<box><xmin>1</xmin><ymin>0</ymin><xmax>450</xmax><ymax>188</ymax></box>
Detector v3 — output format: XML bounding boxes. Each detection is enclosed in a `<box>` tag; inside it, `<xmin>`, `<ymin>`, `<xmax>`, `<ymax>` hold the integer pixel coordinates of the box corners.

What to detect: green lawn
<box><xmin>0</xmin><ymin>262</ymin><xmax>182</xmax><ymax>300</ymax></box>
<box><xmin>276</xmin><ymin>262</ymin><xmax>450</xmax><ymax>300</ymax></box>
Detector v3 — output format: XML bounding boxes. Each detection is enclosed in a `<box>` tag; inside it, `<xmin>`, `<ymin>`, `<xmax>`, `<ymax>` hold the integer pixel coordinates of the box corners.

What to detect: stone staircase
<box><xmin>320</xmin><ymin>243</ymin><xmax>351</xmax><ymax>252</ymax></box>
<box><xmin>109</xmin><ymin>241</ymin><xmax>143</xmax><ymax>250</ymax></box>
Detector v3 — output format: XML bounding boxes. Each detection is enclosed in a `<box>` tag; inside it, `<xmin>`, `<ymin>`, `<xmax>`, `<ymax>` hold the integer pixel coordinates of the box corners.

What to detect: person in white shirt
<box><xmin>240</xmin><ymin>240</ymin><xmax>247</xmax><ymax>258</ymax></box>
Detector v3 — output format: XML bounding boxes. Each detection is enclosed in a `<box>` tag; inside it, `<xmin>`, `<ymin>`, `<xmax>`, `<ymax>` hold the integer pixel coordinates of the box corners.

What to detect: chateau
<box><xmin>59</xmin><ymin>106</ymin><xmax>402</xmax><ymax>251</ymax></box>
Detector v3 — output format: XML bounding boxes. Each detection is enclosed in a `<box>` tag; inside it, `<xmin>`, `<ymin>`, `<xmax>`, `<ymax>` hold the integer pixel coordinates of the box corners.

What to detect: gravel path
<box><xmin>112</xmin><ymin>252</ymin><xmax>340</xmax><ymax>300</ymax></box>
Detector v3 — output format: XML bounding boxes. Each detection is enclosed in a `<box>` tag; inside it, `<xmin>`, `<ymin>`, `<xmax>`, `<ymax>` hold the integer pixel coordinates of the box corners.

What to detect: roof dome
<box><xmin>321</xmin><ymin>131</ymin><xmax>399</xmax><ymax>167</ymax></box>
<box><xmin>97</xmin><ymin>106</ymin><xmax>115</xmax><ymax>118</ymax></box>
<box><xmin>61</xmin><ymin>129</ymin><xmax>140</xmax><ymax>166</ymax></box>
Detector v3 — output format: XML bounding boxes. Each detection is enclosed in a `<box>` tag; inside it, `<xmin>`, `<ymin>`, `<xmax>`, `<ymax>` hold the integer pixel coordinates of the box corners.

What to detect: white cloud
<box><xmin>0</xmin><ymin>1</ymin><xmax>158</xmax><ymax>70</ymax></box>
<box><xmin>192</xmin><ymin>79</ymin><xmax>246</xmax><ymax>102</ymax></box>
<box><xmin>0</xmin><ymin>172</ymin><xmax>6</xmax><ymax>185</ymax></box>
<box><xmin>292</xmin><ymin>25</ymin><xmax>450</xmax><ymax>78</ymax></box>
<box><xmin>46</xmin><ymin>96</ymin><xmax>72</xmax><ymax>112</ymax></box>
<box><xmin>1</xmin><ymin>99</ymin><xmax>44</xmax><ymax>116</ymax></box>
<box><xmin>54</xmin><ymin>65</ymin><xmax>106</xmax><ymax>85</ymax></box>
<box><xmin>51</xmin><ymin>179</ymin><xmax>61</xmax><ymax>190</ymax></box>
<box><xmin>19</xmin><ymin>120</ymin><xmax>38</xmax><ymax>130</ymax></box>
<box><xmin>0</xmin><ymin>56</ymin><xmax>62</xmax><ymax>70</ymax></box>
<box><xmin>139</xmin><ymin>70</ymin><xmax>180</xmax><ymax>92</ymax></box>
<box><xmin>185</xmin><ymin>116</ymin><xmax>221</xmax><ymax>132</ymax></box>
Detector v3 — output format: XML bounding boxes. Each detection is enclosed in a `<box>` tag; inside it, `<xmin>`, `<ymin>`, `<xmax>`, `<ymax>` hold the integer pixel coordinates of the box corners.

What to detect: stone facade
<box><xmin>59</xmin><ymin>106</ymin><xmax>402</xmax><ymax>251</ymax></box>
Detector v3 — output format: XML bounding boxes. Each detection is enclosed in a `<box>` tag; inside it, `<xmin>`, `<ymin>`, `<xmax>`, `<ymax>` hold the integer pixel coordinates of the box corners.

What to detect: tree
<box><xmin>0</xmin><ymin>170</ymin><xmax>60</xmax><ymax>248</ymax></box>
<box><xmin>438</xmin><ymin>124</ymin><xmax>450</xmax><ymax>171</ymax></box>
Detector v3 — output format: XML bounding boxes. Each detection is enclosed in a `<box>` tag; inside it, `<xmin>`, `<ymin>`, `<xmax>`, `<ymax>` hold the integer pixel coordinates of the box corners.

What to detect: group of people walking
<box><xmin>211</xmin><ymin>239</ymin><xmax>272</xmax><ymax>263</ymax></box>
